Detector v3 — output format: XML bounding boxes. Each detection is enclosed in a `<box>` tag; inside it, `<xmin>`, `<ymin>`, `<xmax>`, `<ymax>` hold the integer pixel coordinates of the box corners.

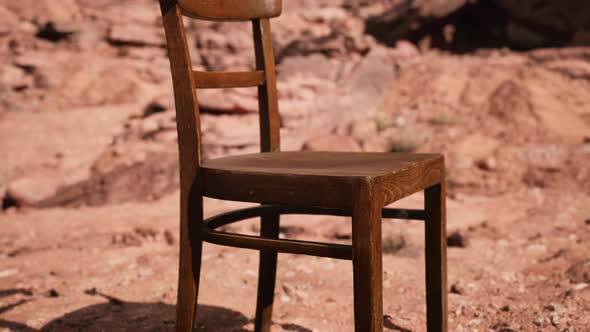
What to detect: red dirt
<box><xmin>1</xmin><ymin>0</ymin><xmax>590</xmax><ymax>331</ymax></box>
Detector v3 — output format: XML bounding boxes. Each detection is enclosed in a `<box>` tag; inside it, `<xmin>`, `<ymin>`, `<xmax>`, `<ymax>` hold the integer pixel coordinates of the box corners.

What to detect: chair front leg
<box><xmin>424</xmin><ymin>182</ymin><xmax>448</xmax><ymax>332</ymax></box>
<box><xmin>176</xmin><ymin>194</ymin><xmax>204</xmax><ymax>332</ymax></box>
<box><xmin>254</xmin><ymin>212</ymin><xmax>280</xmax><ymax>332</ymax></box>
<box><xmin>352</xmin><ymin>183</ymin><xmax>384</xmax><ymax>332</ymax></box>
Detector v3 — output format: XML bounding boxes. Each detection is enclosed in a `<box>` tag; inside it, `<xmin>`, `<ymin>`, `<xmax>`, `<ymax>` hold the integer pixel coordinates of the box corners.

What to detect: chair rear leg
<box><xmin>352</xmin><ymin>185</ymin><xmax>384</xmax><ymax>332</ymax></box>
<box><xmin>254</xmin><ymin>213</ymin><xmax>280</xmax><ymax>332</ymax></box>
<box><xmin>176</xmin><ymin>196</ymin><xmax>204</xmax><ymax>332</ymax></box>
<box><xmin>424</xmin><ymin>183</ymin><xmax>448</xmax><ymax>332</ymax></box>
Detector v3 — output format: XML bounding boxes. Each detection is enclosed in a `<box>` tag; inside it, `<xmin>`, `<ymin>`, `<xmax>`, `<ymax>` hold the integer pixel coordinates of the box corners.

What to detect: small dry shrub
<box><xmin>382</xmin><ymin>233</ymin><xmax>406</xmax><ymax>255</ymax></box>
<box><xmin>386</xmin><ymin>128</ymin><xmax>427</xmax><ymax>152</ymax></box>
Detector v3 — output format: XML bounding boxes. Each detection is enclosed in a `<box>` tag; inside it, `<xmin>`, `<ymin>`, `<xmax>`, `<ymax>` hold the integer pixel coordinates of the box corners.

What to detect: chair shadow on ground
<box><xmin>0</xmin><ymin>289</ymin><xmax>312</xmax><ymax>332</ymax></box>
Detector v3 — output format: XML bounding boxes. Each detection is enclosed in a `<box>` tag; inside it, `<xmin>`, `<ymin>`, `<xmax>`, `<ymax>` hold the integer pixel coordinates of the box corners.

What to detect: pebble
<box><xmin>163</xmin><ymin>229</ymin><xmax>175</xmax><ymax>245</ymax></box>
<box><xmin>475</xmin><ymin>157</ymin><xmax>497</xmax><ymax>171</ymax></box>
<box><xmin>497</xmin><ymin>239</ymin><xmax>509</xmax><ymax>247</ymax></box>
<box><xmin>526</xmin><ymin>243</ymin><xmax>547</xmax><ymax>254</ymax></box>
<box><xmin>450</xmin><ymin>282</ymin><xmax>465</xmax><ymax>295</ymax></box>
<box><xmin>282</xmin><ymin>283</ymin><xmax>308</xmax><ymax>302</ymax></box>
<box><xmin>533</xmin><ymin>316</ymin><xmax>548</xmax><ymax>327</ymax></box>
<box><xmin>280</xmin><ymin>293</ymin><xmax>291</xmax><ymax>303</ymax></box>
<box><xmin>0</xmin><ymin>268</ymin><xmax>19</xmax><ymax>278</ymax></box>
<box><xmin>566</xmin><ymin>259</ymin><xmax>590</xmax><ymax>283</ymax></box>
<box><xmin>447</xmin><ymin>231</ymin><xmax>467</xmax><ymax>248</ymax></box>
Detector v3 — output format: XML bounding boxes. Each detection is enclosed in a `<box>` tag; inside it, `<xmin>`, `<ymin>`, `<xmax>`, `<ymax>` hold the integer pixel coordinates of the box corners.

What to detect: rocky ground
<box><xmin>1</xmin><ymin>0</ymin><xmax>590</xmax><ymax>331</ymax></box>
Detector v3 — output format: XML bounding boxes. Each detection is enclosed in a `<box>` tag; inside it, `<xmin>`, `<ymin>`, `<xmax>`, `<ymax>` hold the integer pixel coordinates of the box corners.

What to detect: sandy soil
<box><xmin>1</xmin><ymin>1</ymin><xmax>590</xmax><ymax>331</ymax></box>
<box><xmin>1</xmin><ymin>187</ymin><xmax>589</xmax><ymax>331</ymax></box>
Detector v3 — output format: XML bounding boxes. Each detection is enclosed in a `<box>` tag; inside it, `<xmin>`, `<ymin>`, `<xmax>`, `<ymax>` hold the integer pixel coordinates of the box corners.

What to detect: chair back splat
<box><xmin>159</xmin><ymin>0</ymin><xmax>281</xmax><ymax>183</ymax></box>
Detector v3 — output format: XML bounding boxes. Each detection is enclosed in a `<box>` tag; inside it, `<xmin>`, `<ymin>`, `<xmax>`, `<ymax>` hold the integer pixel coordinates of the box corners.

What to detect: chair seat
<box><xmin>201</xmin><ymin>151</ymin><xmax>444</xmax><ymax>208</ymax></box>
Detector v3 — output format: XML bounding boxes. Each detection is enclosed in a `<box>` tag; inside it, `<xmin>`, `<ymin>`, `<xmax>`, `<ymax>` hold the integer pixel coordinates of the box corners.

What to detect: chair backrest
<box><xmin>159</xmin><ymin>0</ymin><xmax>281</xmax><ymax>190</ymax></box>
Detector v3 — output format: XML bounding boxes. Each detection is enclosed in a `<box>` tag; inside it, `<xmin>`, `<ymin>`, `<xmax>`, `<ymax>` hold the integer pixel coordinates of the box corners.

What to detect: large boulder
<box><xmin>108</xmin><ymin>23</ymin><xmax>165</xmax><ymax>47</ymax></box>
<box><xmin>0</xmin><ymin>5</ymin><xmax>17</xmax><ymax>36</ymax></box>
<box><xmin>9</xmin><ymin>51</ymin><xmax>159</xmax><ymax>112</ymax></box>
<box><xmin>493</xmin><ymin>0</ymin><xmax>590</xmax><ymax>46</ymax></box>
<box><xmin>0</xmin><ymin>65</ymin><xmax>31</xmax><ymax>92</ymax></box>
<box><xmin>197</xmin><ymin>89</ymin><xmax>260</xmax><ymax>114</ymax></box>
<box><xmin>361</xmin><ymin>0</ymin><xmax>590</xmax><ymax>50</ymax></box>
<box><xmin>5</xmin><ymin>174</ymin><xmax>63</xmax><ymax>207</ymax></box>
<box><xmin>3</xmin><ymin>0</ymin><xmax>80</xmax><ymax>25</ymax></box>
<box><xmin>275</xmin><ymin>7</ymin><xmax>371</xmax><ymax>61</ymax></box>
<box><xmin>190</xmin><ymin>20</ymin><xmax>255</xmax><ymax>71</ymax></box>
<box><xmin>567</xmin><ymin>260</ymin><xmax>590</xmax><ymax>284</ymax></box>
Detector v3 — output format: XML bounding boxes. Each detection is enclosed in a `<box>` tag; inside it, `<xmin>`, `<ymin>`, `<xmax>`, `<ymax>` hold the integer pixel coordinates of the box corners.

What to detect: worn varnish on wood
<box><xmin>178</xmin><ymin>0</ymin><xmax>282</xmax><ymax>21</ymax></box>
<box><xmin>159</xmin><ymin>1</ymin><xmax>448</xmax><ymax>331</ymax></box>
<box><xmin>193</xmin><ymin>70</ymin><xmax>265</xmax><ymax>89</ymax></box>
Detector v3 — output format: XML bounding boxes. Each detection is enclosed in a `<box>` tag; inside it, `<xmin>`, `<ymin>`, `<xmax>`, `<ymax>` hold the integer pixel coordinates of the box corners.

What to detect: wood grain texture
<box><xmin>352</xmin><ymin>179</ymin><xmax>384</xmax><ymax>331</ymax></box>
<box><xmin>374</xmin><ymin>154</ymin><xmax>444</xmax><ymax>206</ymax></box>
<box><xmin>179</xmin><ymin>0</ymin><xmax>282</xmax><ymax>21</ymax></box>
<box><xmin>425</xmin><ymin>182</ymin><xmax>448</xmax><ymax>332</ymax></box>
<box><xmin>203</xmin><ymin>151</ymin><xmax>439</xmax><ymax>177</ymax></box>
<box><xmin>159</xmin><ymin>2</ymin><xmax>203</xmax><ymax>331</ymax></box>
<box><xmin>202</xmin><ymin>169</ymin><xmax>356</xmax><ymax>209</ymax></box>
<box><xmin>253</xmin><ymin>19</ymin><xmax>280</xmax><ymax>152</ymax></box>
<box><xmin>201</xmin><ymin>151</ymin><xmax>442</xmax><ymax>209</ymax></box>
<box><xmin>193</xmin><ymin>70</ymin><xmax>265</xmax><ymax>89</ymax></box>
<box><xmin>254</xmin><ymin>212</ymin><xmax>280</xmax><ymax>332</ymax></box>
<box><xmin>201</xmin><ymin>229</ymin><xmax>353</xmax><ymax>259</ymax></box>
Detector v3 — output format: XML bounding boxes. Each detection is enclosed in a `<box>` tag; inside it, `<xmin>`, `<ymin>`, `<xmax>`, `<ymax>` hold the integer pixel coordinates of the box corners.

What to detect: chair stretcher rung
<box><xmin>382</xmin><ymin>207</ymin><xmax>425</xmax><ymax>220</ymax></box>
<box><xmin>201</xmin><ymin>229</ymin><xmax>353</xmax><ymax>260</ymax></box>
<box><xmin>283</xmin><ymin>206</ymin><xmax>426</xmax><ymax>220</ymax></box>
<box><xmin>203</xmin><ymin>205</ymin><xmax>425</xmax><ymax>230</ymax></box>
<box><xmin>193</xmin><ymin>70</ymin><xmax>265</xmax><ymax>89</ymax></box>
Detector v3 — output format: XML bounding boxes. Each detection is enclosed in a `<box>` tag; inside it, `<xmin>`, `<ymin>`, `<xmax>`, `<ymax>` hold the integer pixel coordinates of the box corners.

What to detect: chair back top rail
<box><xmin>178</xmin><ymin>0</ymin><xmax>282</xmax><ymax>21</ymax></box>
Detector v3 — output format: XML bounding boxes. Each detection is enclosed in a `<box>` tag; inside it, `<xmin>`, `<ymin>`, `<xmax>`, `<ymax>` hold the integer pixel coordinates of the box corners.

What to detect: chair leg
<box><xmin>424</xmin><ymin>183</ymin><xmax>448</xmax><ymax>332</ymax></box>
<box><xmin>176</xmin><ymin>195</ymin><xmax>204</xmax><ymax>332</ymax></box>
<box><xmin>352</xmin><ymin>184</ymin><xmax>383</xmax><ymax>332</ymax></box>
<box><xmin>254</xmin><ymin>213</ymin><xmax>280</xmax><ymax>332</ymax></box>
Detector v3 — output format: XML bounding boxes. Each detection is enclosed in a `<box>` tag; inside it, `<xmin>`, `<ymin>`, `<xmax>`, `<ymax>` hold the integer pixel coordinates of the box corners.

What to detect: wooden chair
<box><xmin>158</xmin><ymin>0</ymin><xmax>447</xmax><ymax>331</ymax></box>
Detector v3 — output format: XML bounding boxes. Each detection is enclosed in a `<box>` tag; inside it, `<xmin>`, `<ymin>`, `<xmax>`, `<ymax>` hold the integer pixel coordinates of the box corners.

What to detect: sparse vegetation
<box><xmin>429</xmin><ymin>110</ymin><xmax>462</xmax><ymax>126</ymax></box>
<box><xmin>386</xmin><ymin>129</ymin><xmax>427</xmax><ymax>152</ymax></box>
<box><xmin>373</xmin><ymin>111</ymin><xmax>394</xmax><ymax>132</ymax></box>
<box><xmin>382</xmin><ymin>233</ymin><xmax>406</xmax><ymax>254</ymax></box>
